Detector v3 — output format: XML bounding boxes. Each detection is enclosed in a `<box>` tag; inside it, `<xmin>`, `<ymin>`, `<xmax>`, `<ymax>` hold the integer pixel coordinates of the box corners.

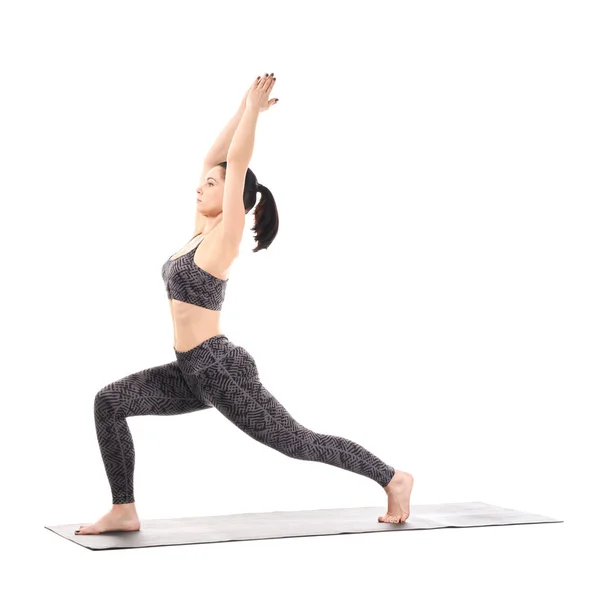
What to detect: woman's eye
<box><xmin>208</xmin><ymin>182</ymin><xmax>213</xmax><ymax>186</ymax></box>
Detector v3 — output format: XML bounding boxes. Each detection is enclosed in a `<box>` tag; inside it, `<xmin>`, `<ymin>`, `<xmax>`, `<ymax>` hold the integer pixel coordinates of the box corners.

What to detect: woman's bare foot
<box><xmin>75</xmin><ymin>503</ymin><xmax>141</xmax><ymax>535</ymax></box>
<box><xmin>378</xmin><ymin>470</ymin><xmax>414</xmax><ymax>524</ymax></box>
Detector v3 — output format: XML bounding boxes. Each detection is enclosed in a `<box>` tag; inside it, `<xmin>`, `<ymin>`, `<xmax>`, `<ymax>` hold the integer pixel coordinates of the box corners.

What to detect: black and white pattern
<box><xmin>161</xmin><ymin>237</ymin><xmax>228</xmax><ymax>310</ymax></box>
<box><xmin>94</xmin><ymin>334</ymin><xmax>395</xmax><ymax>504</ymax></box>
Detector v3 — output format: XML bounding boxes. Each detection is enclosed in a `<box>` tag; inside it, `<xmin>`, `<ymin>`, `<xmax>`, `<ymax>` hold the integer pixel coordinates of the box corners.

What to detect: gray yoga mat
<box><xmin>45</xmin><ymin>501</ymin><xmax>563</xmax><ymax>551</ymax></box>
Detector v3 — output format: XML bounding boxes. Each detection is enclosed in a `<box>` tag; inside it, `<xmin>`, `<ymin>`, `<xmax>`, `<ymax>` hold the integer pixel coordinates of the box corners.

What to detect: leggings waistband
<box><xmin>173</xmin><ymin>334</ymin><xmax>238</xmax><ymax>373</ymax></box>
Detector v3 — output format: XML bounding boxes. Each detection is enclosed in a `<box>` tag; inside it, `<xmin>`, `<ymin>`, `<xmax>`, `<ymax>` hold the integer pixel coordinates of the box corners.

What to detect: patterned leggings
<box><xmin>94</xmin><ymin>334</ymin><xmax>395</xmax><ymax>504</ymax></box>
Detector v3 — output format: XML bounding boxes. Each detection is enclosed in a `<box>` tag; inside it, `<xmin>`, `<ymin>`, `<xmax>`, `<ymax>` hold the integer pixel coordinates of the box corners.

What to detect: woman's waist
<box><xmin>170</xmin><ymin>309</ymin><xmax>224</xmax><ymax>352</ymax></box>
<box><xmin>169</xmin><ymin>300</ymin><xmax>221</xmax><ymax>326</ymax></box>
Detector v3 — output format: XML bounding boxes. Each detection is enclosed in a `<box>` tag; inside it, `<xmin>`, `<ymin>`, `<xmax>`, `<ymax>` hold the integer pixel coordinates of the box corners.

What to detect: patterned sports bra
<box><xmin>161</xmin><ymin>234</ymin><xmax>228</xmax><ymax>311</ymax></box>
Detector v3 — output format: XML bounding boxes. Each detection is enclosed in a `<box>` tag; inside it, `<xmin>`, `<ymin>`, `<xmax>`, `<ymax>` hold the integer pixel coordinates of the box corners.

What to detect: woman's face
<box><xmin>196</xmin><ymin>166</ymin><xmax>225</xmax><ymax>214</ymax></box>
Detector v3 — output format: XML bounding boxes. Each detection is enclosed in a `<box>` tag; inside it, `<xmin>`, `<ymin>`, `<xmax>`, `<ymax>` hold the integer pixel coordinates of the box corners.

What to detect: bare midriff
<box><xmin>169</xmin><ymin>300</ymin><xmax>225</xmax><ymax>352</ymax></box>
<box><xmin>168</xmin><ymin>223</ymin><xmax>233</xmax><ymax>352</ymax></box>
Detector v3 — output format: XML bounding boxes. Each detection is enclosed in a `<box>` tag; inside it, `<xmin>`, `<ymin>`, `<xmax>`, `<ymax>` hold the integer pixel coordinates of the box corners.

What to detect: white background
<box><xmin>1</xmin><ymin>0</ymin><xmax>590</xmax><ymax>598</ymax></box>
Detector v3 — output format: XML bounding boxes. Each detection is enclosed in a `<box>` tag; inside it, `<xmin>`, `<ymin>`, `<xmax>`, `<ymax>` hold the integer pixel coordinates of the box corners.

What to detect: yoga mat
<box><xmin>45</xmin><ymin>501</ymin><xmax>563</xmax><ymax>551</ymax></box>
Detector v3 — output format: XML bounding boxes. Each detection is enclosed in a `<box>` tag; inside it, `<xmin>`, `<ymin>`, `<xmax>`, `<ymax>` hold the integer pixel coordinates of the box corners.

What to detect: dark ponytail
<box><xmin>218</xmin><ymin>161</ymin><xmax>279</xmax><ymax>253</ymax></box>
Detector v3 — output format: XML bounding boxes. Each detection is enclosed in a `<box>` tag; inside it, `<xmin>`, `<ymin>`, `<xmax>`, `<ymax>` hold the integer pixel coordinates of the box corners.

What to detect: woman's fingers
<box><xmin>249</xmin><ymin>73</ymin><xmax>276</xmax><ymax>109</ymax></box>
<box><xmin>255</xmin><ymin>73</ymin><xmax>275</xmax><ymax>88</ymax></box>
<box><xmin>264</xmin><ymin>74</ymin><xmax>275</xmax><ymax>91</ymax></box>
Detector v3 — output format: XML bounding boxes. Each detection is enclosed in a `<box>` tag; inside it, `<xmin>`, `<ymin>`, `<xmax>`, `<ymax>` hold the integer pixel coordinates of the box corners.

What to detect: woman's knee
<box><xmin>276</xmin><ymin>425</ymin><xmax>318</xmax><ymax>461</ymax></box>
<box><xmin>94</xmin><ymin>382</ymin><xmax>126</xmax><ymax>421</ymax></box>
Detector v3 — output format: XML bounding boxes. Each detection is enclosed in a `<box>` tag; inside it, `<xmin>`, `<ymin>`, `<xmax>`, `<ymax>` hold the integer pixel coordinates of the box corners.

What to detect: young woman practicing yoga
<box><xmin>75</xmin><ymin>73</ymin><xmax>413</xmax><ymax>535</ymax></box>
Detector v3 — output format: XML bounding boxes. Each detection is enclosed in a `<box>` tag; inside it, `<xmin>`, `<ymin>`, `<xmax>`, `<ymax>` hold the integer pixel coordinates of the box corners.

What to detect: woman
<box><xmin>76</xmin><ymin>73</ymin><xmax>413</xmax><ymax>535</ymax></box>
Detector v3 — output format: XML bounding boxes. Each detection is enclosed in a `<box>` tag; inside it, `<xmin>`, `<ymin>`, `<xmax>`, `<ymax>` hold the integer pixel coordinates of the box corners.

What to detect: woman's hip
<box><xmin>174</xmin><ymin>334</ymin><xmax>258</xmax><ymax>380</ymax></box>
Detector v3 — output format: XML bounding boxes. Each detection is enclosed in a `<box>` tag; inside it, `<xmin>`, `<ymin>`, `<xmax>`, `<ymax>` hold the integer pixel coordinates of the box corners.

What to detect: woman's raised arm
<box><xmin>201</xmin><ymin>75</ymin><xmax>262</xmax><ymax>166</ymax></box>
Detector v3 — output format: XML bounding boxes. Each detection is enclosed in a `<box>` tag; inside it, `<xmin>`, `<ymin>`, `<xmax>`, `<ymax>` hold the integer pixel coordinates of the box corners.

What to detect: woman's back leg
<box><xmin>201</xmin><ymin>347</ymin><xmax>396</xmax><ymax>488</ymax></box>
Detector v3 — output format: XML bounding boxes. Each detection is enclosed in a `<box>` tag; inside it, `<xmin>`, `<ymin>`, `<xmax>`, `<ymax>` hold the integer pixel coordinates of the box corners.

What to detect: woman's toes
<box><xmin>76</xmin><ymin>525</ymin><xmax>90</xmax><ymax>534</ymax></box>
<box><xmin>378</xmin><ymin>514</ymin><xmax>401</xmax><ymax>523</ymax></box>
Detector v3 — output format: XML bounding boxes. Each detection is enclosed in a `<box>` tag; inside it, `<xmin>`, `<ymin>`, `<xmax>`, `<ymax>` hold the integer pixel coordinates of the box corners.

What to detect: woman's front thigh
<box><xmin>94</xmin><ymin>360</ymin><xmax>213</xmax><ymax>421</ymax></box>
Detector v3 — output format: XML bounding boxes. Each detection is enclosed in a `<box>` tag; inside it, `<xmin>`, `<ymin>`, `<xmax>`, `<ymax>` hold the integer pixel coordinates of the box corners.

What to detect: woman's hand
<box><xmin>242</xmin><ymin>73</ymin><xmax>278</xmax><ymax>113</ymax></box>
